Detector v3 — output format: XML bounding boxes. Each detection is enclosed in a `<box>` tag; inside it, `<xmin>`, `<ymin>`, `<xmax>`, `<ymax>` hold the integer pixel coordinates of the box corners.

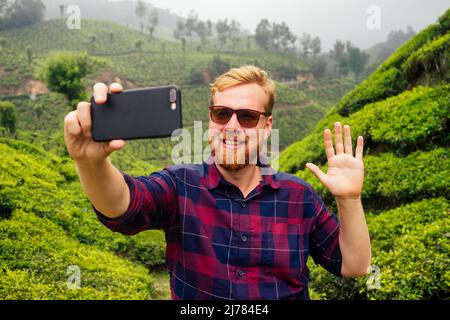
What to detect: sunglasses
<box><xmin>209</xmin><ymin>105</ymin><xmax>271</xmax><ymax>128</ymax></box>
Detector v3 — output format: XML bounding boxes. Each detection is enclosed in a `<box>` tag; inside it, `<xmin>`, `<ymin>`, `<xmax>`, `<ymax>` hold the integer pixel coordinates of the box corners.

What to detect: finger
<box><xmin>76</xmin><ymin>102</ymin><xmax>92</xmax><ymax>138</ymax></box>
<box><xmin>306</xmin><ymin>163</ymin><xmax>327</xmax><ymax>185</ymax></box>
<box><xmin>110</xmin><ymin>82</ymin><xmax>123</xmax><ymax>93</ymax></box>
<box><xmin>324</xmin><ymin>128</ymin><xmax>334</xmax><ymax>160</ymax></box>
<box><xmin>334</xmin><ymin>122</ymin><xmax>344</xmax><ymax>154</ymax></box>
<box><xmin>103</xmin><ymin>140</ymin><xmax>127</xmax><ymax>155</ymax></box>
<box><xmin>343</xmin><ymin>125</ymin><xmax>353</xmax><ymax>155</ymax></box>
<box><xmin>64</xmin><ymin>111</ymin><xmax>82</xmax><ymax>136</ymax></box>
<box><xmin>356</xmin><ymin>136</ymin><xmax>364</xmax><ymax>161</ymax></box>
<box><xmin>93</xmin><ymin>82</ymin><xmax>108</xmax><ymax>104</ymax></box>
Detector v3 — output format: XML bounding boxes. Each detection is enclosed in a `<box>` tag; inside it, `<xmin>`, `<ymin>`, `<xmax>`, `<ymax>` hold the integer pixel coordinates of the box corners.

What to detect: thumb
<box><xmin>305</xmin><ymin>163</ymin><xmax>327</xmax><ymax>184</ymax></box>
<box><xmin>103</xmin><ymin>140</ymin><xmax>126</xmax><ymax>155</ymax></box>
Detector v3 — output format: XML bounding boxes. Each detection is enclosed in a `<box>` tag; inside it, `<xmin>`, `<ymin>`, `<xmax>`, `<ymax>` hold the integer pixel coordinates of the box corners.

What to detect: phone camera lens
<box><xmin>169</xmin><ymin>88</ymin><xmax>177</xmax><ymax>103</ymax></box>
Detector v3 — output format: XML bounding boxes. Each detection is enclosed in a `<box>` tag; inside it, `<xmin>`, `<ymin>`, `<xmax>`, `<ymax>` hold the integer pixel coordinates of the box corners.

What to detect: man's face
<box><xmin>208</xmin><ymin>83</ymin><xmax>273</xmax><ymax>172</ymax></box>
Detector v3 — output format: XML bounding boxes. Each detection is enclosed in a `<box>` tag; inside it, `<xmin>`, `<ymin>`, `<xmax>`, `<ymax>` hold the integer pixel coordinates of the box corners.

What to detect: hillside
<box><xmin>0</xmin><ymin>19</ymin><xmax>354</xmax><ymax>170</ymax></box>
<box><xmin>42</xmin><ymin>0</ymin><xmax>180</xmax><ymax>40</ymax></box>
<box><xmin>279</xmin><ymin>9</ymin><xmax>449</xmax><ymax>299</ymax></box>
<box><xmin>0</xmin><ymin>6</ymin><xmax>448</xmax><ymax>298</ymax></box>
<box><xmin>0</xmin><ymin>139</ymin><xmax>170</xmax><ymax>299</ymax></box>
<box><xmin>0</xmin><ymin>17</ymin><xmax>356</xmax><ymax>299</ymax></box>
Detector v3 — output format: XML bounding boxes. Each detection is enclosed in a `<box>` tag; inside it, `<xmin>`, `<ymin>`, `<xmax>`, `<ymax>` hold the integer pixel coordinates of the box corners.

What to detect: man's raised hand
<box><xmin>306</xmin><ymin>122</ymin><xmax>364</xmax><ymax>200</ymax></box>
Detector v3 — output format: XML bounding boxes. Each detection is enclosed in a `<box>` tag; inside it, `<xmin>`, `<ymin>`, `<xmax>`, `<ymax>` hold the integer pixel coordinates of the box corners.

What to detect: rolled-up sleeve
<box><xmin>308</xmin><ymin>190</ymin><xmax>342</xmax><ymax>277</ymax></box>
<box><xmin>93</xmin><ymin>169</ymin><xmax>177</xmax><ymax>235</ymax></box>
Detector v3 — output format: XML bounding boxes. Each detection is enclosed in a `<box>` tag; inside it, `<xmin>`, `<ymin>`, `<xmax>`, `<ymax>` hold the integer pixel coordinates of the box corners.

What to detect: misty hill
<box><xmin>42</xmin><ymin>0</ymin><xmax>180</xmax><ymax>40</ymax></box>
<box><xmin>363</xmin><ymin>26</ymin><xmax>417</xmax><ymax>77</ymax></box>
<box><xmin>0</xmin><ymin>18</ymin><xmax>354</xmax><ymax>170</ymax></box>
<box><xmin>0</xmin><ymin>17</ymin><xmax>355</xmax><ymax>298</ymax></box>
<box><xmin>0</xmin><ymin>5</ymin><xmax>448</xmax><ymax>299</ymax></box>
<box><xmin>279</xmin><ymin>9</ymin><xmax>449</xmax><ymax>299</ymax></box>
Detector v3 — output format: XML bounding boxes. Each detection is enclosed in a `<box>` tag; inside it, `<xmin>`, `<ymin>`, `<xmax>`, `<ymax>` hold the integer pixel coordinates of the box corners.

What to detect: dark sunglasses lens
<box><xmin>211</xmin><ymin>107</ymin><xmax>232</xmax><ymax>124</ymax></box>
<box><xmin>237</xmin><ymin>110</ymin><xmax>259</xmax><ymax>127</ymax></box>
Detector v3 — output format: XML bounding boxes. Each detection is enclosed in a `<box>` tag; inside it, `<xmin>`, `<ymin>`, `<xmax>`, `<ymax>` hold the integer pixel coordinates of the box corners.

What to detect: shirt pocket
<box><xmin>261</xmin><ymin>222</ymin><xmax>304</xmax><ymax>278</ymax></box>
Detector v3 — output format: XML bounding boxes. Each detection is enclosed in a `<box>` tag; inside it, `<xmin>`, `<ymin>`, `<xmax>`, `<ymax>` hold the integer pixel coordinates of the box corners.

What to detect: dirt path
<box><xmin>151</xmin><ymin>271</ymin><xmax>171</xmax><ymax>300</ymax></box>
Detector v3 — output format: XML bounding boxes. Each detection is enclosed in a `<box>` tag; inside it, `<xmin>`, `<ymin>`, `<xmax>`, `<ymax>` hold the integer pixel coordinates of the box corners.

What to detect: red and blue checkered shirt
<box><xmin>94</xmin><ymin>161</ymin><xmax>342</xmax><ymax>300</ymax></box>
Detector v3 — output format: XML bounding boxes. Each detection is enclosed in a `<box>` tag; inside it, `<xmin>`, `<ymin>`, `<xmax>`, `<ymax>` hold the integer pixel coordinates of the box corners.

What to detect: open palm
<box><xmin>306</xmin><ymin>122</ymin><xmax>364</xmax><ymax>199</ymax></box>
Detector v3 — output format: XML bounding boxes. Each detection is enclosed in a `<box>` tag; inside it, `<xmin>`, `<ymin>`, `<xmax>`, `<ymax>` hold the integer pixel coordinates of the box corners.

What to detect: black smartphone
<box><xmin>90</xmin><ymin>85</ymin><xmax>182</xmax><ymax>142</ymax></box>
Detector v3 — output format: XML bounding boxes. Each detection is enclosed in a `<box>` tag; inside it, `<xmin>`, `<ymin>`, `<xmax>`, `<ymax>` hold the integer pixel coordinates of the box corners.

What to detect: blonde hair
<box><xmin>210</xmin><ymin>65</ymin><xmax>276</xmax><ymax>115</ymax></box>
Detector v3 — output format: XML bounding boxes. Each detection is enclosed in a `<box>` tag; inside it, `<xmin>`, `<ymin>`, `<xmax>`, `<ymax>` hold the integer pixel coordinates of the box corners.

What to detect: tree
<box><xmin>195</xmin><ymin>21</ymin><xmax>208</xmax><ymax>48</ymax></box>
<box><xmin>255</xmin><ymin>19</ymin><xmax>272</xmax><ymax>50</ymax></box>
<box><xmin>206</xmin><ymin>20</ymin><xmax>213</xmax><ymax>37</ymax></box>
<box><xmin>0</xmin><ymin>0</ymin><xmax>45</xmax><ymax>30</ymax></box>
<box><xmin>185</xmin><ymin>11</ymin><xmax>198</xmax><ymax>41</ymax></box>
<box><xmin>174</xmin><ymin>19</ymin><xmax>187</xmax><ymax>51</ymax></box>
<box><xmin>311</xmin><ymin>36</ymin><xmax>321</xmax><ymax>56</ymax></box>
<box><xmin>246</xmin><ymin>35</ymin><xmax>252</xmax><ymax>51</ymax></box>
<box><xmin>146</xmin><ymin>8</ymin><xmax>159</xmax><ymax>39</ymax></box>
<box><xmin>134</xmin><ymin>40</ymin><xmax>143</xmax><ymax>52</ymax></box>
<box><xmin>216</xmin><ymin>19</ymin><xmax>230</xmax><ymax>50</ymax></box>
<box><xmin>299</xmin><ymin>33</ymin><xmax>312</xmax><ymax>58</ymax></box>
<box><xmin>276</xmin><ymin>64</ymin><xmax>299</xmax><ymax>81</ymax></box>
<box><xmin>309</xmin><ymin>56</ymin><xmax>327</xmax><ymax>78</ymax></box>
<box><xmin>208</xmin><ymin>56</ymin><xmax>230</xmax><ymax>78</ymax></box>
<box><xmin>255</xmin><ymin>19</ymin><xmax>296</xmax><ymax>52</ymax></box>
<box><xmin>330</xmin><ymin>40</ymin><xmax>347</xmax><ymax>75</ymax></box>
<box><xmin>329</xmin><ymin>40</ymin><xmax>368</xmax><ymax>78</ymax></box>
<box><xmin>346</xmin><ymin>41</ymin><xmax>369</xmax><ymax>79</ymax></box>
<box><xmin>0</xmin><ymin>101</ymin><xmax>17</xmax><ymax>136</ymax></box>
<box><xmin>229</xmin><ymin>20</ymin><xmax>242</xmax><ymax>51</ymax></box>
<box><xmin>37</xmin><ymin>51</ymin><xmax>106</xmax><ymax>105</ymax></box>
<box><xmin>135</xmin><ymin>0</ymin><xmax>147</xmax><ymax>33</ymax></box>
<box><xmin>387</xmin><ymin>26</ymin><xmax>416</xmax><ymax>47</ymax></box>
<box><xmin>274</xmin><ymin>22</ymin><xmax>296</xmax><ymax>52</ymax></box>
<box><xmin>189</xmin><ymin>67</ymin><xmax>204</xmax><ymax>85</ymax></box>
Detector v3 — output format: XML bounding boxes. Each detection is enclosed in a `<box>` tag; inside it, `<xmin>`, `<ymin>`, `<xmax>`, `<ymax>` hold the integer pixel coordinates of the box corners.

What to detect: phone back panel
<box><xmin>91</xmin><ymin>85</ymin><xmax>182</xmax><ymax>142</ymax></box>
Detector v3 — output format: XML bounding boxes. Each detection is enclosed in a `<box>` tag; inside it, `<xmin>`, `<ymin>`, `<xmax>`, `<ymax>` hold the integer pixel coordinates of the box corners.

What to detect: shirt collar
<box><xmin>202</xmin><ymin>157</ymin><xmax>281</xmax><ymax>190</ymax></box>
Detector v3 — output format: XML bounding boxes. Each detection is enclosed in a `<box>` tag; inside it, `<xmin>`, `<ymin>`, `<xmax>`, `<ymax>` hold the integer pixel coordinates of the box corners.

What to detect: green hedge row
<box><xmin>295</xmin><ymin>147</ymin><xmax>450</xmax><ymax>209</ymax></box>
<box><xmin>307</xmin><ymin>197</ymin><xmax>449</xmax><ymax>300</ymax></box>
<box><xmin>349</xmin><ymin>84</ymin><xmax>449</xmax><ymax>152</ymax></box>
<box><xmin>402</xmin><ymin>32</ymin><xmax>450</xmax><ymax>84</ymax></box>
<box><xmin>336</xmin><ymin>67</ymin><xmax>407</xmax><ymax>117</ymax></box>
<box><xmin>0</xmin><ymin>210</ymin><xmax>157</xmax><ymax>299</ymax></box>
<box><xmin>280</xmin><ymin>84</ymin><xmax>449</xmax><ymax>173</ymax></box>
<box><xmin>0</xmin><ymin>141</ymin><xmax>166</xmax><ymax>268</ymax></box>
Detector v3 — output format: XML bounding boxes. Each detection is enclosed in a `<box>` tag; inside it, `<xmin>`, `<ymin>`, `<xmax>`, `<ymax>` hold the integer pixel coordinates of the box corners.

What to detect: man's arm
<box><xmin>336</xmin><ymin>196</ymin><xmax>371</xmax><ymax>276</ymax></box>
<box><xmin>64</xmin><ymin>82</ymin><xmax>130</xmax><ymax>219</ymax></box>
<box><xmin>65</xmin><ymin>82</ymin><xmax>178</xmax><ymax>234</ymax></box>
<box><xmin>75</xmin><ymin>158</ymin><xmax>130</xmax><ymax>218</ymax></box>
<box><xmin>306</xmin><ymin>121</ymin><xmax>371</xmax><ymax>277</ymax></box>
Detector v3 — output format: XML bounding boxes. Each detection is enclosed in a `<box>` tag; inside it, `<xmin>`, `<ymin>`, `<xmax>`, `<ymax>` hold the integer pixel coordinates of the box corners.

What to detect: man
<box><xmin>64</xmin><ymin>65</ymin><xmax>371</xmax><ymax>300</ymax></box>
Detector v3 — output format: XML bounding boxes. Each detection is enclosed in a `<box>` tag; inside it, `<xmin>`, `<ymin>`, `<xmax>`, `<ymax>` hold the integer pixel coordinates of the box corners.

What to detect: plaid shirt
<box><xmin>94</xmin><ymin>161</ymin><xmax>342</xmax><ymax>300</ymax></box>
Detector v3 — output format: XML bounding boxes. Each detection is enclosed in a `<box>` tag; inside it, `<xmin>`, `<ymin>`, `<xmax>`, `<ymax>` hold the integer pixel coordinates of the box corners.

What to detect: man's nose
<box><xmin>225</xmin><ymin>113</ymin><xmax>240</xmax><ymax>130</ymax></box>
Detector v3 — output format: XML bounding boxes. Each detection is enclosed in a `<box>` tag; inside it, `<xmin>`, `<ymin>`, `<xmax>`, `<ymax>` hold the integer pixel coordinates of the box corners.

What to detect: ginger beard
<box><xmin>208</xmin><ymin>128</ymin><xmax>264</xmax><ymax>172</ymax></box>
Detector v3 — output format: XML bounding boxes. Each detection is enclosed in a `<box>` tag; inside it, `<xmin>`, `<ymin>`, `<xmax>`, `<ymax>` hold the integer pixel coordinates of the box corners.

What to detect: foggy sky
<box><xmin>143</xmin><ymin>0</ymin><xmax>449</xmax><ymax>50</ymax></box>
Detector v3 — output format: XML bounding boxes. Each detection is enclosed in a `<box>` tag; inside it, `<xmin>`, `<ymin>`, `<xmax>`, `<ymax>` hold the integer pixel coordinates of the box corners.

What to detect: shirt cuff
<box><xmin>93</xmin><ymin>172</ymin><xmax>142</xmax><ymax>227</ymax></box>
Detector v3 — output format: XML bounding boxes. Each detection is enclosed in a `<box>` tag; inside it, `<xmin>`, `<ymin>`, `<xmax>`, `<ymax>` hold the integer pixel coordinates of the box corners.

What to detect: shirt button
<box><xmin>241</xmin><ymin>202</ymin><xmax>246</xmax><ymax>208</ymax></box>
<box><xmin>237</xmin><ymin>270</ymin><xmax>245</xmax><ymax>277</ymax></box>
<box><xmin>241</xmin><ymin>235</ymin><xmax>247</xmax><ymax>242</ymax></box>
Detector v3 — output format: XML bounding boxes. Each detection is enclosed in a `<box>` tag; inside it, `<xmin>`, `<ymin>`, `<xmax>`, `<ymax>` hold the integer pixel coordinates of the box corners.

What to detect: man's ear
<box><xmin>264</xmin><ymin>116</ymin><xmax>273</xmax><ymax>139</ymax></box>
